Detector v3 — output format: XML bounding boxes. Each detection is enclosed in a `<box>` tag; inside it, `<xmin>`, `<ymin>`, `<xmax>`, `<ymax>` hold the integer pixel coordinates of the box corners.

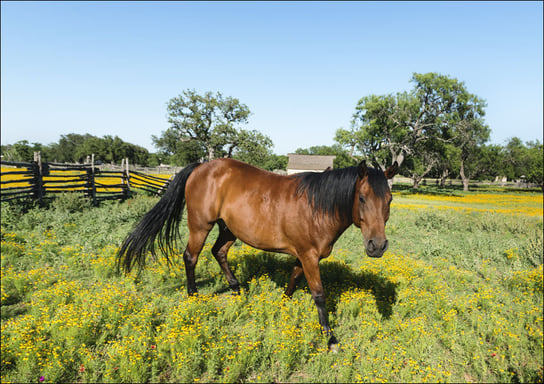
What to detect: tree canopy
<box><xmin>153</xmin><ymin>89</ymin><xmax>281</xmax><ymax>170</ymax></box>
<box><xmin>164</xmin><ymin>90</ymin><xmax>252</xmax><ymax>161</ymax></box>
<box><xmin>335</xmin><ymin>72</ymin><xmax>497</xmax><ymax>190</ymax></box>
<box><xmin>1</xmin><ymin>134</ymin><xmax>151</xmax><ymax>166</ymax></box>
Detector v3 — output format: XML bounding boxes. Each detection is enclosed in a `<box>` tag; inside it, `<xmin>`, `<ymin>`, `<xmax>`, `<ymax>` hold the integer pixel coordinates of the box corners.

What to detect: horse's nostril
<box><xmin>366</xmin><ymin>239</ymin><xmax>388</xmax><ymax>255</ymax></box>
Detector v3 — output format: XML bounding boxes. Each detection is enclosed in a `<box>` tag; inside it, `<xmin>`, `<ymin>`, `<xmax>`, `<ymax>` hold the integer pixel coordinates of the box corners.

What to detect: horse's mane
<box><xmin>292</xmin><ymin>166</ymin><xmax>389</xmax><ymax>222</ymax></box>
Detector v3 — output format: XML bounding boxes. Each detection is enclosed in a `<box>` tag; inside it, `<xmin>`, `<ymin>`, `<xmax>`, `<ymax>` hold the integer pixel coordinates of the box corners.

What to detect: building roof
<box><xmin>286</xmin><ymin>154</ymin><xmax>336</xmax><ymax>172</ymax></box>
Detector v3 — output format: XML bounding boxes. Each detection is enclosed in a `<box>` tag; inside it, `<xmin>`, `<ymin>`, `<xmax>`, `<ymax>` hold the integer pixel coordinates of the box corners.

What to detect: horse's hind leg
<box><xmin>184</xmin><ymin>227</ymin><xmax>211</xmax><ymax>295</ymax></box>
<box><xmin>284</xmin><ymin>258</ymin><xmax>304</xmax><ymax>297</ymax></box>
<box><xmin>212</xmin><ymin>221</ymin><xmax>240</xmax><ymax>294</ymax></box>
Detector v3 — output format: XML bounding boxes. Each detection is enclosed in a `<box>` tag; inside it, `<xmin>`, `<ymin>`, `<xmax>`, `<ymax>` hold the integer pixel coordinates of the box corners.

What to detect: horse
<box><xmin>117</xmin><ymin>158</ymin><xmax>398</xmax><ymax>348</ymax></box>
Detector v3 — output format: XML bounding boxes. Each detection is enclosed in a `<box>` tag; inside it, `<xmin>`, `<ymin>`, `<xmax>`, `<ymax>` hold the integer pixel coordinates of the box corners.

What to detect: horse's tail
<box><xmin>116</xmin><ymin>162</ymin><xmax>201</xmax><ymax>273</ymax></box>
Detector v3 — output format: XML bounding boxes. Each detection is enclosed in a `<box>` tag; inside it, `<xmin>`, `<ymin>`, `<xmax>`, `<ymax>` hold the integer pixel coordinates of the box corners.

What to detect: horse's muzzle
<box><xmin>365</xmin><ymin>238</ymin><xmax>388</xmax><ymax>258</ymax></box>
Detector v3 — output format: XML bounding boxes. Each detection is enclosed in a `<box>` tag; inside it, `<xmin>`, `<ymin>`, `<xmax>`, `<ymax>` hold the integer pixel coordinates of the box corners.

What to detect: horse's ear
<box><xmin>358</xmin><ymin>160</ymin><xmax>368</xmax><ymax>178</ymax></box>
<box><xmin>384</xmin><ymin>161</ymin><xmax>399</xmax><ymax>179</ymax></box>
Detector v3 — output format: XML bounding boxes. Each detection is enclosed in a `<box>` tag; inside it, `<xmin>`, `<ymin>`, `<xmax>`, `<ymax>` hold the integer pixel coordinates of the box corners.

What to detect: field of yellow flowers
<box><xmin>1</xmin><ymin>186</ymin><xmax>543</xmax><ymax>383</ymax></box>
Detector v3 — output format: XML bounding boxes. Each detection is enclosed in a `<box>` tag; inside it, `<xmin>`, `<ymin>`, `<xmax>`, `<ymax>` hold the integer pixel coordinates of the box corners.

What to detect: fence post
<box><xmin>120</xmin><ymin>158</ymin><xmax>130</xmax><ymax>200</ymax></box>
<box><xmin>121</xmin><ymin>158</ymin><xmax>125</xmax><ymax>198</ymax></box>
<box><xmin>90</xmin><ymin>154</ymin><xmax>97</xmax><ymax>206</ymax></box>
<box><xmin>33</xmin><ymin>151</ymin><xmax>44</xmax><ymax>203</ymax></box>
<box><xmin>125</xmin><ymin>158</ymin><xmax>131</xmax><ymax>199</ymax></box>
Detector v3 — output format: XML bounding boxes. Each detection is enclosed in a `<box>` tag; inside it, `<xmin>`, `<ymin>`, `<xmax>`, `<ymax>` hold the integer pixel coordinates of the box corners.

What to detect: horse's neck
<box><xmin>327</xmin><ymin>217</ymin><xmax>354</xmax><ymax>249</ymax></box>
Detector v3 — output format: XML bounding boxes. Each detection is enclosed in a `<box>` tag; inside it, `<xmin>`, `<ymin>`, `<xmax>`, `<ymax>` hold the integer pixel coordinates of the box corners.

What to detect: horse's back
<box><xmin>185</xmin><ymin>158</ymin><xmax>303</xmax><ymax>252</ymax></box>
<box><xmin>188</xmin><ymin>158</ymin><xmax>287</xmax><ymax>191</ymax></box>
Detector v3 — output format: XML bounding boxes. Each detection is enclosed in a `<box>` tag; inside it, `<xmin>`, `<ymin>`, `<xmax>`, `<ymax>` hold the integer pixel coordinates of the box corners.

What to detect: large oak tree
<box><xmin>165</xmin><ymin>90</ymin><xmax>251</xmax><ymax>161</ymax></box>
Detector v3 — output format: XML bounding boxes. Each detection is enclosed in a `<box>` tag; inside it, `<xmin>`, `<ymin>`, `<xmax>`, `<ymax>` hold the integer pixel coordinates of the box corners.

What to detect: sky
<box><xmin>1</xmin><ymin>1</ymin><xmax>543</xmax><ymax>156</ymax></box>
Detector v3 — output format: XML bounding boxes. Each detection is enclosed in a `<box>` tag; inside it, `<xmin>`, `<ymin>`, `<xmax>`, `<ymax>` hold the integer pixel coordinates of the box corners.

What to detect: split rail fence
<box><xmin>1</xmin><ymin>152</ymin><xmax>173</xmax><ymax>205</ymax></box>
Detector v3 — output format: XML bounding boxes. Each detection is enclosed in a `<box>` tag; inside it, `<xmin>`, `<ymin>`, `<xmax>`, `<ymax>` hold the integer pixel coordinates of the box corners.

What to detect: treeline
<box><xmin>0</xmin><ymin>133</ymin><xmax>287</xmax><ymax>171</ymax></box>
<box><xmin>3</xmin><ymin>135</ymin><xmax>541</xmax><ymax>189</ymax></box>
<box><xmin>0</xmin><ymin>131</ymin><xmax>288</xmax><ymax>172</ymax></box>
<box><xmin>292</xmin><ymin>140</ymin><xmax>543</xmax><ymax>189</ymax></box>
<box><xmin>1</xmin><ymin>134</ymin><xmax>155</xmax><ymax>166</ymax></box>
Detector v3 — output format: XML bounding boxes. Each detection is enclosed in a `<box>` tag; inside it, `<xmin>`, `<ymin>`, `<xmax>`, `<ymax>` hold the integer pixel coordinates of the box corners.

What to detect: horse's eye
<box><xmin>359</xmin><ymin>195</ymin><xmax>365</xmax><ymax>204</ymax></box>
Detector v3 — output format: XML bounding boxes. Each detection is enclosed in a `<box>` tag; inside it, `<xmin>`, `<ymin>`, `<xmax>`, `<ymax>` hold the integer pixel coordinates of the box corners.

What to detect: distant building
<box><xmin>286</xmin><ymin>154</ymin><xmax>336</xmax><ymax>175</ymax></box>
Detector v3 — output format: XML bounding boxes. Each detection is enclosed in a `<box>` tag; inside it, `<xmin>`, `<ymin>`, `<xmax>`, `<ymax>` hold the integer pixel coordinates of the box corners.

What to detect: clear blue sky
<box><xmin>1</xmin><ymin>1</ymin><xmax>542</xmax><ymax>155</ymax></box>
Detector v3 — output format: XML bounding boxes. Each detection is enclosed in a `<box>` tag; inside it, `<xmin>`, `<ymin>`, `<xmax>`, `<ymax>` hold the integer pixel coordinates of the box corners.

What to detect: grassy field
<box><xmin>1</xmin><ymin>185</ymin><xmax>542</xmax><ymax>383</ymax></box>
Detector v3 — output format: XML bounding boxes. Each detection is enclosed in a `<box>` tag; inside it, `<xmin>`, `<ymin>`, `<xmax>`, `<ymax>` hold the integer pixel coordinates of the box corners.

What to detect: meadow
<box><xmin>1</xmin><ymin>184</ymin><xmax>543</xmax><ymax>383</ymax></box>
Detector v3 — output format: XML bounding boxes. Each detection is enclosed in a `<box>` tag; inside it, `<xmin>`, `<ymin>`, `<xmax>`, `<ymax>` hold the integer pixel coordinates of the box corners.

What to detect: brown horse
<box><xmin>117</xmin><ymin>158</ymin><xmax>398</xmax><ymax>347</ymax></box>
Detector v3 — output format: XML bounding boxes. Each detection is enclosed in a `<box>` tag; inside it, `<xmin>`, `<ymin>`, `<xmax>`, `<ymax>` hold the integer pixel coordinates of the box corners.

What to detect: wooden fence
<box><xmin>1</xmin><ymin>153</ymin><xmax>173</xmax><ymax>205</ymax></box>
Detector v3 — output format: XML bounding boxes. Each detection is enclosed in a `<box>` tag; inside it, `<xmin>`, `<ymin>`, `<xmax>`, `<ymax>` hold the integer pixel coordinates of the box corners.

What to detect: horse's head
<box><xmin>353</xmin><ymin>161</ymin><xmax>398</xmax><ymax>258</ymax></box>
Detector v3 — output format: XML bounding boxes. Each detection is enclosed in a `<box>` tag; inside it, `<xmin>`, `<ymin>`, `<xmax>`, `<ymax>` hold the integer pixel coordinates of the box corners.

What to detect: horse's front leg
<box><xmin>299</xmin><ymin>253</ymin><xmax>339</xmax><ymax>350</ymax></box>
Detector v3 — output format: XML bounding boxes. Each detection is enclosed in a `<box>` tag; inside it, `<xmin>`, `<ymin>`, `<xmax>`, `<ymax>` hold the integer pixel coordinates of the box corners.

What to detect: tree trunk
<box><xmin>410</xmin><ymin>158</ymin><xmax>435</xmax><ymax>190</ymax></box>
<box><xmin>348</xmin><ymin>144</ymin><xmax>356</xmax><ymax>161</ymax></box>
<box><xmin>207</xmin><ymin>145</ymin><xmax>215</xmax><ymax>161</ymax></box>
<box><xmin>412</xmin><ymin>176</ymin><xmax>422</xmax><ymax>190</ymax></box>
<box><xmin>440</xmin><ymin>168</ymin><xmax>449</xmax><ymax>187</ymax></box>
<box><xmin>459</xmin><ymin>159</ymin><xmax>469</xmax><ymax>191</ymax></box>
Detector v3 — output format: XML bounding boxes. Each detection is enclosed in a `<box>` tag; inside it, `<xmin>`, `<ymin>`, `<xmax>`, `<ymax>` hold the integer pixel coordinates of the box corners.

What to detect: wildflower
<box><xmin>39</xmin><ymin>377</ymin><xmax>45</xmax><ymax>382</ymax></box>
<box><xmin>79</xmin><ymin>364</ymin><xmax>85</xmax><ymax>372</ymax></box>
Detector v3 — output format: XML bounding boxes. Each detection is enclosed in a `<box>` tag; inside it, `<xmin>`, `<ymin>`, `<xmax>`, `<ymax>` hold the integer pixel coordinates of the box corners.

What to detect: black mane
<box><xmin>292</xmin><ymin>166</ymin><xmax>389</xmax><ymax>222</ymax></box>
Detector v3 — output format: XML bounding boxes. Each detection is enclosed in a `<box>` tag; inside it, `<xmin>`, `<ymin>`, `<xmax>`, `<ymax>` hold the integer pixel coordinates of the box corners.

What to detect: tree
<box><xmin>50</xmin><ymin>134</ymin><xmax>95</xmax><ymax>163</ymax></box>
<box><xmin>503</xmin><ymin>138</ymin><xmax>543</xmax><ymax>188</ymax></box>
<box><xmin>1</xmin><ymin>140</ymin><xmax>38</xmax><ymax>162</ymax></box>
<box><xmin>338</xmin><ymin>72</ymin><xmax>489</xmax><ymax>189</ymax></box>
<box><xmin>230</xmin><ymin>130</ymin><xmax>274</xmax><ymax>168</ymax></box>
<box><xmin>166</xmin><ymin>90</ymin><xmax>251</xmax><ymax>161</ymax></box>
<box><xmin>11</xmin><ymin>140</ymin><xmax>36</xmax><ymax>162</ymax></box>
<box><xmin>409</xmin><ymin>139</ymin><xmax>442</xmax><ymax>189</ymax></box>
<box><xmin>334</xmin><ymin>123</ymin><xmax>365</xmax><ymax>161</ymax></box>
<box><xmin>502</xmin><ymin>137</ymin><xmax>526</xmax><ymax>180</ymax></box>
<box><xmin>336</xmin><ymin>93</ymin><xmax>414</xmax><ymax>171</ymax></box>
<box><xmin>261</xmin><ymin>154</ymin><xmax>288</xmax><ymax>171</ymax></box>
<box><xmin>152</xmin><ymin>128</ymin><xmax>207</xmax><ymax>166</ymax></box>
<box><xmin>524</xmin><ymin>141</ymin><xmax>543</xmax><ymax>188</ymax></box>
<box><xmin>29</xmin><ymin>133</ymin><xmax>150</xmax><ymax>165</ymax></box>
<box><xmin>338</xmin><ymin>73</ymin><xmax>464</xmax><ymax>176</ymax></box>
<box><xmin>435</xmin><ymin>143</ymin><xmax>460</xmax><ymax>187</ymax></box>
<box><xmin>0</xmin><ymin>144</ymin><xmax>16</xmax><ymax>161</ymax></box>
<box><xmin>445</xmin><ymin>82</ymin><xmax>489</xmax><ymax>191</ymax></box>
<box><xmin>475</xmin><ymin>144</ymin><xmax>503</xmax><ymax>181</ymax></box>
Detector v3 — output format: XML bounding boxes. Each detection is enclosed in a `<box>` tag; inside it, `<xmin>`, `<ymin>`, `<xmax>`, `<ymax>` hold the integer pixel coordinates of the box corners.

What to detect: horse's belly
<box><xmin>220</xmin><ymin>195</ymin><xmax>302</xmax><ymax>255</ymax></box>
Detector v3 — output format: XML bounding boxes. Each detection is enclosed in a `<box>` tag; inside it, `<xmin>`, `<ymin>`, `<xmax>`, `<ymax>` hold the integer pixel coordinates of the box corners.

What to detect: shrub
<box><xmin>50</xmin><ymin>193</ymin><xmax>92</xmax><ymax>213</ymax></box>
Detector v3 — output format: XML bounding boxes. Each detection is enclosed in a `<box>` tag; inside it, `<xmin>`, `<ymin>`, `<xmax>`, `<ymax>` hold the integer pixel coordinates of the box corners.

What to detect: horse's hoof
<box><xmin>328</xmin><ymin>335</ymin><xmax>340</xmax><ymax>353</ymax></box>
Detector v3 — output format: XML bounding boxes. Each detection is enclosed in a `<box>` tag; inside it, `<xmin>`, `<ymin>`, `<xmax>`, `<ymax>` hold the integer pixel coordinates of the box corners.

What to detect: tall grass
<box><xmin>1</xmin><ymin>189</ymin><xmax>543</xmax><ymax>383</ymax></box>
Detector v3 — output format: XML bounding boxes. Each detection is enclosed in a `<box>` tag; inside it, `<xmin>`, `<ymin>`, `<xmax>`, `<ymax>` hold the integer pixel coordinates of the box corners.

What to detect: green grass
<box><xmin>1</xmin><ymin>190</ymin><xmax>543</xmax><ymax>383</ymax></box>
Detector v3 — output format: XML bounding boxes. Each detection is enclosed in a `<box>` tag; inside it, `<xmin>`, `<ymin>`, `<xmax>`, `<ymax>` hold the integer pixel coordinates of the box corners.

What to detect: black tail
<box><xmin>116</xmin><ymin>162</ymin><xmax>201</xmax><ymax>273</ymax></box>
